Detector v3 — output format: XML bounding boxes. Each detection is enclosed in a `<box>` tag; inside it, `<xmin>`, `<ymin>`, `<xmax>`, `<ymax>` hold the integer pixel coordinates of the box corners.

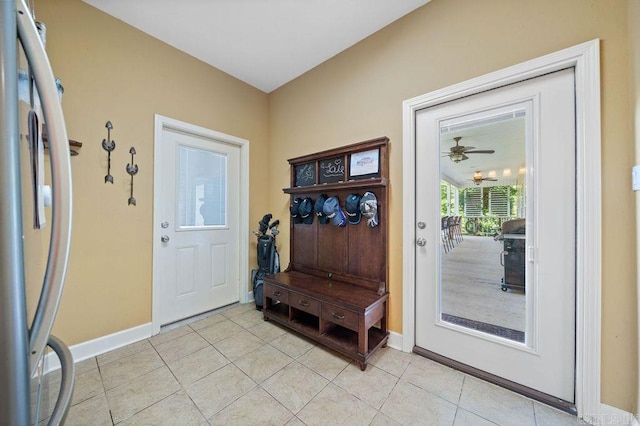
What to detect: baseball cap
<box><xmin>360</xmin><ymin>191</ymin><xmax>378</xmax><ymax>228</ymax></box>
<box><xmin>299</xmin><ymin>197</ymin><xmax>314</xmax><ymax>225</ymax></box>
<box><xmin>290</xmin><ymin>197</ymin><xmax>303</xmax><ymax>224</ymax></box>
<box><xmin>345</xmin><ymin>194</ymin><xmax>362</xmax><ymax>225</ymax></box>
<box><xmin>314</xmin><ymin>194</ymin><xmax>330</xmax><ymax>224</ymax></box>
<box><xmin>322</xmin><ymin>196</ymin><xmax>347</xmax><ymax>227</ymax></box>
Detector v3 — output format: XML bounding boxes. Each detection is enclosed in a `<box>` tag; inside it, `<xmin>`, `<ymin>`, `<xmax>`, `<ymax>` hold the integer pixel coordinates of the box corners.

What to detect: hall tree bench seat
<box><xmin>263</xmin><ymin>271</ymin><xmax>388</xmax><ymax>370</ymax></box>
<box><xmin>263</xmin><ymin>137</ymin><xmax>390</xmax><ymax>371</ymax></box>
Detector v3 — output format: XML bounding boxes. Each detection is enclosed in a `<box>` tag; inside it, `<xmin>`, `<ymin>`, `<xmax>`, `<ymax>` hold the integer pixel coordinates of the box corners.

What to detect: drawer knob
<box><xmin>299</xmin><ymin>300</ymin><xmax>310</xmax><ymax>307</ymax></box>
<box><xmin>273</xmin><ymin>291</ymin><xmax>282</xmax><ymax>297</ymax></box>
<box><xmin>331</xmin><ymin>312</ymin><xmax>345</xmax><ymax>321</ymax></box>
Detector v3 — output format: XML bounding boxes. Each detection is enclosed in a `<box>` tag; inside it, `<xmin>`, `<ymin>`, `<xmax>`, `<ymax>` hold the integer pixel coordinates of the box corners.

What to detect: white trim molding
<box><xmin>402</xmin><ymin>39</ymin><xmax>601</xmax><ymax>419</ymax></box>
<box><xmin>596</xmin><ymin>404</ymin><xmax>640</xmax><ymax>426</ymax></box>
<box><xmin>386</xmin><ymin>331</ymin><xmax>403</xmax><ymax>351</ymax></box>
<box><xmin>43</xmin><ymin>323</ymin><xmax>152</xmax><ymax>374</ymax></box>
<box><xmin>152</xmin><ymin>115</ymin><xmax>250</xmax><ymax>336</ymax></box>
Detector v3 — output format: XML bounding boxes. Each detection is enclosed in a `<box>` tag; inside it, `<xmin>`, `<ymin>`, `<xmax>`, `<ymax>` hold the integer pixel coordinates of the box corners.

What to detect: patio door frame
<box><xmin>402</xmin><ymin>40</ymin><xmax>601</xmax><ymax>420</ymax></box>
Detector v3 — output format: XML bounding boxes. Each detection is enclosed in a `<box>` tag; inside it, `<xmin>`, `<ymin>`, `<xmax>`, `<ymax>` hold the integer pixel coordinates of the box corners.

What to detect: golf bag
<box><xmin>252</xmin><ymin>214</ymin><xmax>280</xmax><ymax>310</ymax></box>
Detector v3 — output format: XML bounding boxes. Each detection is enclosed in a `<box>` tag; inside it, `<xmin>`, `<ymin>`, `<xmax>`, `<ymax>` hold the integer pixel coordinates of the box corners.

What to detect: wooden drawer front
<box><xmin>322</xmin><ymin>303</ymin><xmax>359</xmax><ymax>332</ymax></box>
<box><xmin>290</xmin><ymin>292</ymin><xmax>320</xmax><ymax>316</ymax></box>
<box><xmin>265</xmin><ymin>284</ymin><xmax>289</xmax><ymax>304</ymax></box>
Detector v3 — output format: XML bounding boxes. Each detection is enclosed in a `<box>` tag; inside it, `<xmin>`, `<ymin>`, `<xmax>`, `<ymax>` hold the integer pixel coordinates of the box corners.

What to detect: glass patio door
<box><xmin>414</xmin><ymin>68</ymin><xmax>576</xmax><ymax>402</ymax></box>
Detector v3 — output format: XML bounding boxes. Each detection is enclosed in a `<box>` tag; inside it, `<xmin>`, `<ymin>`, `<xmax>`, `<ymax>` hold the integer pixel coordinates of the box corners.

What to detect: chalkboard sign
<box><xmin>294</xmin><ymin>162</ymin><xmax>316</xmax><ymax>187</ymax></box>
<box><xmin>318</xmin><ymin>156</ymin><xmax>345</xmax><ymax>184</ymax></box>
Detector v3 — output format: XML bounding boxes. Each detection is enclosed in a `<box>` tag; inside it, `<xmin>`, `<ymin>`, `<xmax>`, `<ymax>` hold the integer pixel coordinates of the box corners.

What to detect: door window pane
<box><xmin>178</xmin><ymin>146</ymin><xmax>227</xmax><ymax>227</ymax></box>
<box><xmin>439</xmin><ymin>103</ymin><xmax>528</xmax><ymax>344</ymax></box>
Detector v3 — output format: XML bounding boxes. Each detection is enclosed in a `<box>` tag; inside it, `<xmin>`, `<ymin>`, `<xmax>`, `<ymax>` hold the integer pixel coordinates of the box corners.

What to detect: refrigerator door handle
<box><xmin>16</xmin><ymin>0</ymin><xmax>73</xmax><ymax>376</ymax></box>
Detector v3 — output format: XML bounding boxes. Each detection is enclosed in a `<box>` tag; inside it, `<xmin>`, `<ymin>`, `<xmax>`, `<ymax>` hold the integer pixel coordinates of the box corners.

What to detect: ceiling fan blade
<box><xmin>484</xmin><ymin>177</ymin><xmax>498</xmax><ymax>181</ymax></box>
<box><xmin>464</xmin><ymin>150</ymin><xmax>495</xmax><ymax>154</ymax></box>
<box><xmin>461</xmin><ymin>154</ymin><xmax>469</xmax><ymax>161</ymax></box>
<box><xmin>457</xmin><ymin>146</ymin><xmax>475</xmax><ymax>152</ymax></box>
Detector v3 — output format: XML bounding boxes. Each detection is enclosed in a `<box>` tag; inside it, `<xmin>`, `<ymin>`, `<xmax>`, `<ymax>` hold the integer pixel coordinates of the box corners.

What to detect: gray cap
<box><xmin>359</xmin><ymin>191</ymin><xmax>378</xmax><ymax>228</ymax></box>
<box><xmin>322</xmin><ymin>196</ymin><xmax>347</xmax><ymax>227</ymax></box>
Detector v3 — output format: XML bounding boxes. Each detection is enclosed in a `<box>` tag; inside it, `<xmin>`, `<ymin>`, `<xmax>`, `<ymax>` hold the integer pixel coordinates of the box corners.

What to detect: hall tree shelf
<box><xmin>263</xmin><ymin>137</ymin><xmax>389</xmax><ymax>371</ymax></box>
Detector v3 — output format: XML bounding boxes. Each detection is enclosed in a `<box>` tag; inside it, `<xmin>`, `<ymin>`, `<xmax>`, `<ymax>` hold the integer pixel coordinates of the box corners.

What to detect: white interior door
<box><xmin>156</xmin><ymin>127</ymin><xmax>241</xmax><ymax>326</ymax></box>
<box><xmin>415</xmin><ymin>68</ymin><xmax>576</xmax><ymax>402</ymax></box>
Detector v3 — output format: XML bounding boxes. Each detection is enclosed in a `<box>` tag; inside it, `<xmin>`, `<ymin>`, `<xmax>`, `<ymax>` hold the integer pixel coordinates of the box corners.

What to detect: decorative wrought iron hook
<box><xmin>126</xmin><ymin>147</ymin><xmax>138</xmax><ymax>206</ymax></box>
<box><xmin>101</xmin><ymin>121</ymin><xmax>115</xmax><ymax>183</ymax></box>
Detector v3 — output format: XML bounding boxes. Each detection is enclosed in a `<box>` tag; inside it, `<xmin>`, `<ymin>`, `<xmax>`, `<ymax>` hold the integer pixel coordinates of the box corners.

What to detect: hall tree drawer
<box><xmin>290</xmin><ymin>292</ymin><xmax>320</xmax><ymax>316</ymax></box>
<box><xmin>264</xmin><ymin>284</ymin><xmax>289</xmax><ymax>304</ymax></box>
<box><xmin>321</xmin><ymin>303</ymin><xmax>359</xmax><ymax>332</ymax></box>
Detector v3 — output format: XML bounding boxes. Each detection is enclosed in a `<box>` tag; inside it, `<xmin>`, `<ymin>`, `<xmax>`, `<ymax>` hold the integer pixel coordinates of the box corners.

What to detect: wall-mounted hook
<box><xmin>101</xmin><ymin>121</ymin><xmax>115</xmax><ymax>183</ymax></box>
<box><xmin>126</xmin><ymin>147</ymin><xmax>138</xmax><ymax>206</ymax></box>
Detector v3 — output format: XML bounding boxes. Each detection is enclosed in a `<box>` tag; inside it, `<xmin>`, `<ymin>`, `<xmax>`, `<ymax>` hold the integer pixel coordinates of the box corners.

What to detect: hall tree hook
<box><xmin>126</xmin><ymin>147</ymin><xmax>138</xmax><ymax>206</ymax></box>
<box><xmin>101</xmin><ymin>121</ymin><xmax>115</xmax><ymax>183</ymax></box>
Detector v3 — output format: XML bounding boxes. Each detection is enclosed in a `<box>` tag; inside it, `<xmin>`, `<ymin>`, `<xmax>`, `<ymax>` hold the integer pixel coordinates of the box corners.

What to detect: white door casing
<box><xmin>403</xmin><ymin>40</ymin><xmax>601</xmax><ymax>419</ymax></box>
<box><xmin>415</xmin><ymin>68</ymin><xmax>575</xmax><ymax>401</ymax></box>
<box><xmin>153</xmin><ymin>115</ymin><xmax>249</xmax><ymax>333</ymax></box>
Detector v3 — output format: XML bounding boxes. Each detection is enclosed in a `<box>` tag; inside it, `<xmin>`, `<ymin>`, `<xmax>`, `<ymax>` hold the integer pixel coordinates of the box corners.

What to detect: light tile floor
<box><xmin>37</xmin><ymin>303</ymin><xmax>581</xmax><ymax>425</ymax></box>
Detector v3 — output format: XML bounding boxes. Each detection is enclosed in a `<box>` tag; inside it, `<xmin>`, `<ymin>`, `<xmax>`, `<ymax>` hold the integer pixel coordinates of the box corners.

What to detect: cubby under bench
<box><xmin>263</xmin><ymin>271</ymin><xmax>388</xmax><ymax>371</ymax></box>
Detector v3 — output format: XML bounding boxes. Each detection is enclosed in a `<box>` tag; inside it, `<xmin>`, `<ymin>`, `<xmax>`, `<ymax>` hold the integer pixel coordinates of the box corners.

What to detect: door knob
<box><xmin>416</xmin><ymin>238</ymin><xmax>427</xmax><ymax>247</ymax></box>
<box><xmin>161</xmin><ymin>221</ymin><xmax>169</xmax><ymax>229</ymax></box>
<box><xmin>161</xmin><ymin>235</ymin><xmax>170</xmax><ymax>243</ymax></box>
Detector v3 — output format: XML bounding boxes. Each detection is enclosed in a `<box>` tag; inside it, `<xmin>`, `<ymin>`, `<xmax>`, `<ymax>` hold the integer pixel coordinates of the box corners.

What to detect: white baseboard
<box><xmin>387</xmin><ymin>330</ymin><xmax>404</xmax><ymax>351</ymax></box>
<box><xmin>591</xmin><ymin>404</ymin><xmax>639</xmax><ymax>425</ymax></box>
<box><xmin>43</xmin><ymin>323</ymin><xmax>153</xmax><ymax>374</ymax></box>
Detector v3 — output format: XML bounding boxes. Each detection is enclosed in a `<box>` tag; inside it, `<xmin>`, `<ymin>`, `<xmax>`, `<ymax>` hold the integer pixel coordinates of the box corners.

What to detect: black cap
<box><xmin>314</xmin><ymin>194</ymin><xmax>330</xmax><ymax>224</ymax></box>
<box><xmin>299</xmin><ymin>197</ymin><xmax>314</xmax><ymax>225</ymax></box>
<box><xmin>290</xmin><ymin>197</ymin><xmax>303</xmax><ymax>224</ymax></box>
<box><xmin>345</xmin><ymin>193</ymin><xmax>362</xmax><ymax>225</ymax></box>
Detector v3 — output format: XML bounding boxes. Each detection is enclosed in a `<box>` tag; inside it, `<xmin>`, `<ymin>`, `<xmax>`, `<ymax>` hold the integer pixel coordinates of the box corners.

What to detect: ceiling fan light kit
<box><xmin>444</xmin><ymin>136</ymin><xmax>495</xmax><ymax>163</ymax></box>
<box><xmin>472</xmin><ymin>170</ymin><xmax>498</xmax><ymax>185</ymax></box>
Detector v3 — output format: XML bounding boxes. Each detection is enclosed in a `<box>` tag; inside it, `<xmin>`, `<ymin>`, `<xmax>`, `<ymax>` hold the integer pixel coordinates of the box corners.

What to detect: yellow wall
<box><xmin>29</xmin><ymin>0</ymin><xmax>270</xmax><ymax>344</ymax></box>
<box><xmin>269</xmin><ymin>0</ymin><xmax>636</xmax><ymax>412</ymax></box>
<box><xmin>630</xmin><ymin>0</ymin><xmax>640</xmax><ymax>413</ymax></box>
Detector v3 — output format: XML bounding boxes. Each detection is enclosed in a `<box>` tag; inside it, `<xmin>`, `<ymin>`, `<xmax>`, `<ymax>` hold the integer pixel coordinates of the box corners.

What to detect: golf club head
<box><xmin>269</xmin><ymin>219</ymin><xmax>280</xmax><ymax>229</ymax></box>
<box><xmin>259</xmin><ymin>213</ymin><xmax>272</xmax><ymax>234</ymax></box>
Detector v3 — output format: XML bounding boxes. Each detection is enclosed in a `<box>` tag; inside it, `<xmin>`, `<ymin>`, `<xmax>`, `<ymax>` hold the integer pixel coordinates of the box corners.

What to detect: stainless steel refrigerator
<box><xmin>1</xmin><ymin>0</ymin><xmax>75</xmax><ymax>424</ymax></box>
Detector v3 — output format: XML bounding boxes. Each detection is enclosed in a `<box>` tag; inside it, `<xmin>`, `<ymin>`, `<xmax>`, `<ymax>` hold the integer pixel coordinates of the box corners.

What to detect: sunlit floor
<box><xmin>33</xmin><ymin>303</ymin><xmax>577</xmax><ymax>425</ymax></box>
<box><xmin>441</xmin><ymin>235</ymin><xmax>526</xmax><ymax>339</ymax></box>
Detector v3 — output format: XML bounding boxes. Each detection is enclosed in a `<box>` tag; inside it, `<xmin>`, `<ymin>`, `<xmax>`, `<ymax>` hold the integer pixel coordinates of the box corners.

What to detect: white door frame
<box><xmin>402</xmin><ymin>40</ymin><xmax>601</xmax><ymax>419</ymax></box>
<box><xmin>152</xmin><ymin>114</ymin><xmax>250</xmax><ymax>335</ymax></box>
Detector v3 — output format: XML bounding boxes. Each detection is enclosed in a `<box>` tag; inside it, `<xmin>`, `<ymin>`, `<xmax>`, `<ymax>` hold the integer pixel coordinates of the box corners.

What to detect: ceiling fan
<box><xmin>443</xmin><ymin>136</ymin><xmax>495</xmax><ymax>163</ymax></box>
<box><xmin>472</xmin><ymin>171</ymin><xmax>498</xmax><ymax>185</ymax></box>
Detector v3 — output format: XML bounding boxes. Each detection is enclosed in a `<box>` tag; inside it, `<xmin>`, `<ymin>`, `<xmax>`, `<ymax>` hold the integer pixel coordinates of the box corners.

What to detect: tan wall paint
<box><xmin>269</xmin><ymin>0</ymin><xmax>636</xmax><ymax>412</ymax></box>
<box><xmin>28</xmin><ymin>0</ymin><xmax>269</xmax><ymax>345</ymax></box>
<box><xmin>630</xmin><ymin>0</ymin><xmax>640</xmax><ymax>413</ymax></box>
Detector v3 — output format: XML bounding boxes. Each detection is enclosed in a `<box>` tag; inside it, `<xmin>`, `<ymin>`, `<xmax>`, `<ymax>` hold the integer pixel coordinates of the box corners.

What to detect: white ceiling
<box><xmin>440</xmin><ymin>115</ymin><xmax>526</xmax><ymax>188</ymax></box>
<box><xmin>82</xmin><ymin>0</ymin><xmax>430</xmax><ymax>93</ymax></box>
